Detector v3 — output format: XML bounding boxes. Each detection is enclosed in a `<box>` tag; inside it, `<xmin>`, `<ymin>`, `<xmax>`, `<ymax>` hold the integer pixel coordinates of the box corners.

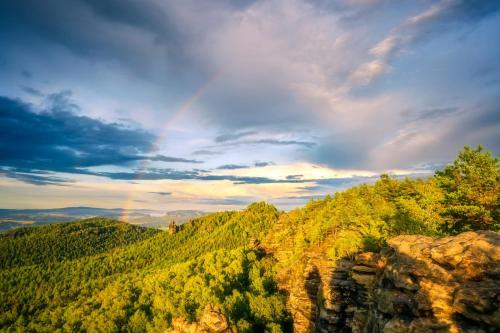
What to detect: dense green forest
<box><xmin>0</xmin><ymin>146</ymin><xmax>498</xmax><ymax>332</ymax></box>
<box><xmin>0</xmin><ymin>219</ymin><xmax>159</xmax><ymax>268</ymax></box>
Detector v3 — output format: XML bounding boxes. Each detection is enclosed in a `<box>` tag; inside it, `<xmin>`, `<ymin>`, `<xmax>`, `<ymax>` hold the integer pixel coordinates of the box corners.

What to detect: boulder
<box><xmin>200</xmin><ymin>305</ymin><xmax>232</xmax><ymax>332</ymax></box>
<box><xmin>167</xmin><ymin>305</ymin><xmax>234</xmax><ymax>333</ymax></box>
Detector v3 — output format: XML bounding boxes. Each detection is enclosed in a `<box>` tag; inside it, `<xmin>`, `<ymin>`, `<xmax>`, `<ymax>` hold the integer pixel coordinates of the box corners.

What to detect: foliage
<box><xmin>0</xmin><ymin>203</ymin><xmax>286</xmax><ymax>332</ymax></box>
<box><xmin>0</xmin><ymin>147</ymin><xmax>498</xmax><ymax>332</ymax></box>
<box><xmin>0</xmin><ymin>218</ymin><xmax>159</xmax><ymax>268</ymax></box>
<box><xmin>268</xmin><ymin>146</ymin><xmax>498</xmax><ymax>264</ymax></box>
<box><xmin>435</xmin><ymin>145</ymin><xmax>500</xmax><ymax>233</ymax></box>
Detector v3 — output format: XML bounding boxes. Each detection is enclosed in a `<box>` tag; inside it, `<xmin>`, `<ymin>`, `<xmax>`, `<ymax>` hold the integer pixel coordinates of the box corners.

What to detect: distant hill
<box><xmin>0</xmin><ymin>218</ymin><xmax>159</xmax><ymax>268</ymax></box>
<box><xmin>0</xmin><ymin>207</ymin><xmax>205</xmax><ymax>231</ymax></box>
<box><xmin>128</xmin><ymin>210</ymin><xmax>206</xmax><ymax>228</ymax></box>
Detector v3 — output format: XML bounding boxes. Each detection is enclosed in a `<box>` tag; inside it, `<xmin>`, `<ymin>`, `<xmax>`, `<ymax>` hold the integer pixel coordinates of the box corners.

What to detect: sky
<box><xmin>0</xmin><ymin>0</ymin><xmax>499</xmax><ymax>212</ymax></box>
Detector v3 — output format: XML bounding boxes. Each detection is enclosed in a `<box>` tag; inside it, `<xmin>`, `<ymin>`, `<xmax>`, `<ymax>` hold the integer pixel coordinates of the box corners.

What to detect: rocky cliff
<box><xmin>281</xmin><ymin>231</ymin><xmax>499</xmax><ymax>333</ymax></box>
<box><xmin>166</xmin><ymin>231</ymin><xmax>499</xmax><ymax>333</ymax></box>
<box><xmin>166</xmin><ymin>304</ymin><xmax>235</xmax><ymax>333</ymax></box>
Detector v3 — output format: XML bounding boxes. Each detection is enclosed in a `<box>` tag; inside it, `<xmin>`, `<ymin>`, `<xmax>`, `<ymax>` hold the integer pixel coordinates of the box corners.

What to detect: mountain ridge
<box><xmin>0</xmin><ymin>207</ymin><xmax>206</xmax><ymax>231</ymax></box>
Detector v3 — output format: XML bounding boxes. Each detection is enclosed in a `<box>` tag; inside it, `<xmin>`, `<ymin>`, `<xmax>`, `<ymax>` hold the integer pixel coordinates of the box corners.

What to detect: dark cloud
<box><xmin>216</xmin><ymin>164</ymin><xmax>248</xmax><ymax>170</ymax></box>
<box><xmin>215</xmin><ymin>130</ymin><xmax>257</xmax><ymax>143</ymax></box>
<box><xmin>0</xmin><ymin>0</ymin><xmax>194</xmax><ymax>81</ymax></box>
<box><xmin>214</xmin><ymin>162</ymin><xmax>279</xmax><ymax>170</ymax></box>
<box><xmin>191</xmin><ymin>150</ymin><xmax>221</xmax><ymax>156</ymax></box>
<box><xmin>20</xmin><ymin>86</ymin><xmax>43</xmax><ymax>97</ymax></box>
<box><xmin>87</xmin><ymin>168</ymin><xmax>302</xmax><ymax>184</ymax></box>
<box><xmin>251</xmin><ymin>139</ymin><xmax>316</xmax><ymax>148</ymax></box>
<box><xmin>0</xmin><ymin>168</ymin><xmax>72</xmax><ymax>186</ymax></box>
<box><xmin>196</xmin><ymin>198</ymin><xmax>251</xmax><ymax>206</ymax></box>
<box><xmin>211</xmin><ymin>138</ymin><xmax>316</xmax><ymax>149</ymax></box>
<box><xmin>96</xmin><ymin>169</ymin><xmax>198</xmax><ymax>181</ymax></box>
<box><xmin>254</xmin><ymin>161</ymin><xmax>274</xmax><ymax>167</ymax></box>
<box><xmin>403</xmin><ymin>107</ymin><xmax>460</xmax><ymax>121</ymax></box>
<box><xmin>296</xmin><ymin>178</ymin><xmax>368</xmax><ymax>193</ymax></box>
<box><xmin>89</xmin><ymin>167</ymin><xmax>377</xmax><ymax>188</ymax></box>
<box><xmin>0</xmin><ymin>95</ymin><xmax>202</xmax><ymax>184</ymax></box>
<box><xmin>298</xmin><ymin>185</ymin><xmax>324</xmax><ymax>191</ymax></box>
<box><xmin>149</xmin><ymin>155</ymin><xmax>201</xmax><ymax>163</ymax></box>
<box><xmin>149</xmin><ymin>191</ymin><xmax>172</xmax><ymax>196</ymax></box>
<box><xmin>21</xmin><ymin>69</ymin><xmax>32</xmax><ymax>79</ymax></box>
<box><xmin>82</xmin><ymin>0</ymin><xmax>179</xmax><ymax>39</ymax></box>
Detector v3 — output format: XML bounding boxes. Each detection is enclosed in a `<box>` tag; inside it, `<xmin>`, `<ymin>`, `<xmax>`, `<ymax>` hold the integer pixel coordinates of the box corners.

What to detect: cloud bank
<box><xmin>0</xmin><ymin>0</ymin><xmax>499</xmax><ymax>209</ymax></box>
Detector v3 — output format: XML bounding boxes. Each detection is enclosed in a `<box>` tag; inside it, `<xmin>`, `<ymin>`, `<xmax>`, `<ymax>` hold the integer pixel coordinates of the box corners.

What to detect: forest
<box><xmin>0</xmin><ymin>146</ymin><xmax>498</xmax><ymax>332</ymax></box>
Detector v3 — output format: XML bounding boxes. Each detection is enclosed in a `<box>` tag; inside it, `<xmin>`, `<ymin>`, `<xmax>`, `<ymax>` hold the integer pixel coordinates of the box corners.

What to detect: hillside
<box><xmin>0</xmin><ymin>219</ymin><xmax>159</xmax><ymax>268</ymax></box>
<box><xmin>0</xmin><ymin>203</ymin><xmax>286</xmax><ymax>332</ymax></box>
<box><xmin>0</xmin><ymin>146</ymin><xmax>498</xmax><ymax>332</ymax></box>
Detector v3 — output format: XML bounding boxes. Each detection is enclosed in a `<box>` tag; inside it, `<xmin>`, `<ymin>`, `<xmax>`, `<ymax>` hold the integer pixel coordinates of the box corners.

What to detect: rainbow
<box><xmin>120</xmin><ymin>70</ymin><xmax>223</xmax><ymax>221</ymax></box>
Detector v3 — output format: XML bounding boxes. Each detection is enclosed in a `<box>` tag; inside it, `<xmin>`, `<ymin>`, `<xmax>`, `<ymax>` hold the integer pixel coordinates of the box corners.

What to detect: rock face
<box><xmin>167</xmin><ymin>304</ymin><xmax>235</xmax><ymax>333</ymax></box>
<box><xmin>283</xmin><ymin>231</ymin><xmax>499</xmax><ymax>333</ymax></box>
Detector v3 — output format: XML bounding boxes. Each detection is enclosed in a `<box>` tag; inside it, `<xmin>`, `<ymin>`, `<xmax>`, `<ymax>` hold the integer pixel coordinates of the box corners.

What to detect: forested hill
<box><xmin>0</xmin><ymin>219</ymin><xmax>159</xmax><ymax>268</ymax></box>
<box><xmin>0</xmin><ymin>146</ymin><xmax>498</xmax><ymax>332</ymax></box>
<box><xmin>0</xmin><ymin>203</ymin><xmax>285</xmax><ymax>332</ymax></box>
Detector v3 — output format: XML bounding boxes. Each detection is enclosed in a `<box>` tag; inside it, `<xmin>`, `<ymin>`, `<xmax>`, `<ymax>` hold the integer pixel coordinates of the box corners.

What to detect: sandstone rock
<box><xmin>280</xmin><ymin>231</ymin><xmax>499</xmax><ymax>333</ymax></box>
<box><xmin>351</xmin><ymin>272</ymin><xmax>376</xmax><ymax>288</ymax></box>
<box><xmin>408</xmin><ymin>318</ymin><xmax>450</xmax><ymax>333</ymax></box>
<box><xmin>167</xmin><ymin>305</ymin><xmax>234</xmax><ymax>333</ymax></box>
<box><xmin>355</xmin><ymin>252</ymin><xmax>383</xmax><ymax>268</ymax></box>
<box><xmin>430</xmin><ymin>238</ymin><xmax>466</xmax><ymax>267</ymax></box>
<box><xmin>375</xmin><ymin>289</ymin><xmax>413</xmax><ymax>315</ymax></box>
<box><xmin>382</xmin><ymin>264</ymin><xmax>420</xmax><ymax>292</ymax></box>
<box><xmin>352</xmin><ymin>265</ymin><xmax>378</xmax><ymax>273</ymax></box>
<box><xmin>200</xmin><ymin>304</ymin><xmax>232</xmax><ymax>332</ymax></box>
<box><xmin>453</xmin><ymin>281</ymin><xmax>500</xmax><ymax>327</ymax></box>
<box><xmin>383</xmin><ymin>318</ymin><xmax>411</xmax><ymax>333</ymax></box>
<box><xmin>169</xmin><ymin>317</ymin><xmax>200</xmax><ymax>333</ymax></box>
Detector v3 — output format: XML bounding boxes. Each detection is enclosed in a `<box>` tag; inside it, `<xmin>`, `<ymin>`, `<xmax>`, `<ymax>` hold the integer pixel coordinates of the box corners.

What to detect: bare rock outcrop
<box><xmin>283</xmin><ymin>231</ymin><xmax>499</xmax><ymax>333</ymax></box>
<box><xmin>376</xmin><ymin>231</ymin><xmax>499</xmax><ymax>333</ymax></box>
<box><xmin>167</xmin><ymin>304</ymin><xmax>235</xmax><ymax>333</ymax></box>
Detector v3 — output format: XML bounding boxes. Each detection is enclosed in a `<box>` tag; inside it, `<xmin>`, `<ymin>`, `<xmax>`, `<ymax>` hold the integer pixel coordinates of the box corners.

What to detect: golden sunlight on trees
<box><xmin>0</xmin><ymin>146</ymin><xmax>498</xmax><ymax>332</ymax></box>
<box><xmin>435</xmin><ymin>146</ymin><xmax>499</xmax><ymax>233</ymax></box>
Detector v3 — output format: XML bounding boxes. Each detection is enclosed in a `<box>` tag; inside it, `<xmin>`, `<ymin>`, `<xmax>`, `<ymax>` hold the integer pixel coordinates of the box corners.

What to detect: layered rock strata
<box><xmin>283</xmin><ymin>231</ymin><xmax>499</xmax><ymax>333</ymax></box>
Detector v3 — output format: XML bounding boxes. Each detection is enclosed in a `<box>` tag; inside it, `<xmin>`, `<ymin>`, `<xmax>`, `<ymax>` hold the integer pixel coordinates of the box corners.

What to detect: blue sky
<box><xmin>0</xmin><ymin>0</ymin><xmax>499</xmax><ymax>211</ymax></box>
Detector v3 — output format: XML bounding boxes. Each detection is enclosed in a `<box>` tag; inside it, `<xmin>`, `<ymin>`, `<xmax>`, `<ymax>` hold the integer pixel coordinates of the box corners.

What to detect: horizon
<box><xmin>1</xmin><ymin>0</ymin><xmax>499</xmax><ymax>212</ymax></box>
<box><xmin>0</xmin><ymin>170</ymin><xmax>440</xmax><ymax>212</ymax></box>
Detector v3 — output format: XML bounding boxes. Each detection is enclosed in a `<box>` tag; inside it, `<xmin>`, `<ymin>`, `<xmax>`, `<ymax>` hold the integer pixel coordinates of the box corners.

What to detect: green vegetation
<box><xmin>435</xmin><ymin>146</ymin><xmax>499</xmax><ymax>233</ymax></box>
<box><xmin>267</xmin><ymin>145</ymin><xmax>499</xmax><ymax>266</ymax></box>
<box><xmin>0</xmin><ymin>203</ymin><xmax>284</xmax><ymax>332</ymax></box>
<box><xmin>0</xmin><ymin>219</ymin><xmax>159</xmax><ymax>268</ymax></box>
<box><xmin>0</xmin><ymin>146</ymin><xmax>498</xmax><ymax>332</ymax></box>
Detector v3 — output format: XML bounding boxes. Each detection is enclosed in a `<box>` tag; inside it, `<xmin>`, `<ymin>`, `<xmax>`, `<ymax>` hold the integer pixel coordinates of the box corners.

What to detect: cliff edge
<box><xmin>283</xmin><ymin>231</ymin><xmax>499</xmax><ymax>333</ymax></box>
